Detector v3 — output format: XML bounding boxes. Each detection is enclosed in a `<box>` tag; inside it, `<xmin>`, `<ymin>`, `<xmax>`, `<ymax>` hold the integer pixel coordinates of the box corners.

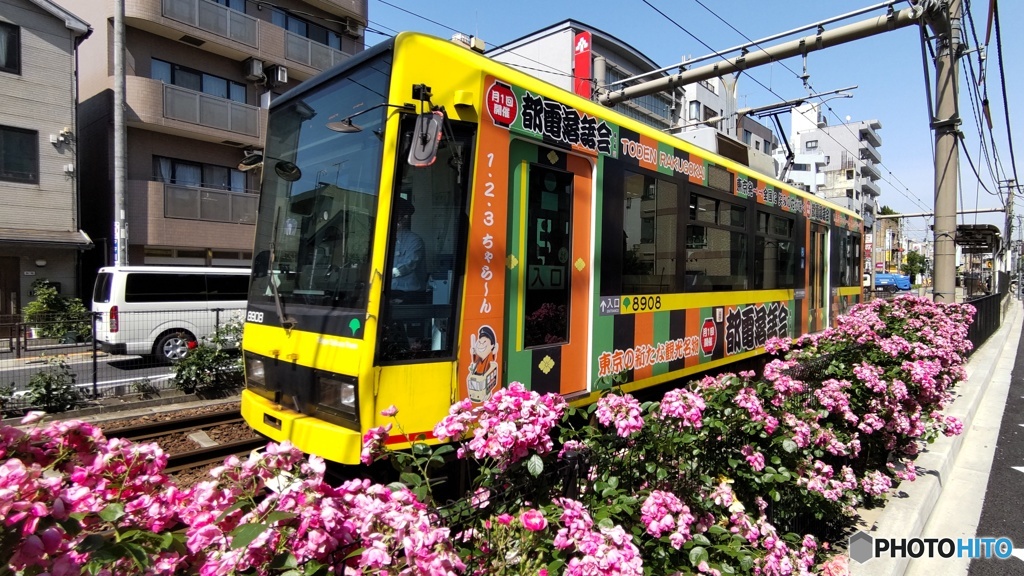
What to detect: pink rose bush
<box><xmin>0</xmin><ymin>417</ymin><xmax>462</xmax><ymax>575</ymax></box>
<box><xmin>1</xmin><ymin>295</ymin><xmax>972</xmax><ymax>575</ymax></box>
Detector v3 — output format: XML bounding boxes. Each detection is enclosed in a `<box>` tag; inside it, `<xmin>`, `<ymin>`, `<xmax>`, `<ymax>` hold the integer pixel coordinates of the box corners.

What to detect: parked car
<box><xmin>874</xmin><ymin>273</ymin><xmax>911</xmax><ymax>293</ymax></box>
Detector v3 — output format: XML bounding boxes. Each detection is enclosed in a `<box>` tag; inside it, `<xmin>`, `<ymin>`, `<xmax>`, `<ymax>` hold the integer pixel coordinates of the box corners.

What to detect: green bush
<box><xmin>28</xmin><ymin>356</ymin><xmax>81</xmax><ymax>413</ymax></box>
<box><xmin>171</xmin><ymin>317</ymin><xmax>243</xmax><ymax>395</ymax></box>
<box><xmin>23</xmin><ymin>279</ymin><xmax>92</xmax><ymax>341</ymax></box>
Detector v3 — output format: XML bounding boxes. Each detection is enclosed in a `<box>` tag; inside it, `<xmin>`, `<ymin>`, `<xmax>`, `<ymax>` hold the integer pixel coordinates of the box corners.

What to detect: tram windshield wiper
<box><xmin>269</xmin><ymin>207</ymin><xmax>297</xmax><ymax>332</ymax></box>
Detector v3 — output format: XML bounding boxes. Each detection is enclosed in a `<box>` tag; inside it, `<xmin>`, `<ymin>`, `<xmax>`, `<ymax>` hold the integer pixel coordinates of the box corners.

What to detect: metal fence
<box><xmin>965</xmin><ymin>292</ymin><xmax>1004</xmax><ymax>355</ymax></box>
<box><xmin>0</xmin><ymin>308</ymin><xmax>242</xmax><ymax>416</ymax></box>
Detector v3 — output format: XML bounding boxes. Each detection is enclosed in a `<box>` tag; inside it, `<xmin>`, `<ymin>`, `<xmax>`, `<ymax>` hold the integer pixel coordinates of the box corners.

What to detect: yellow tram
<box><xmin>240</xmin><ymin>32</ymin><xmax>864</xmax><ymax>464</ymax></box>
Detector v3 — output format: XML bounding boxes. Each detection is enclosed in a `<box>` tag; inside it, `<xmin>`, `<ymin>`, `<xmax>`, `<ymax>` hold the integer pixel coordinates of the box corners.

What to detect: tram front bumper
<box><xmin>241</xmin><ymin>389</ymin><xmax>363</xmax><ymax>465</ymax></box>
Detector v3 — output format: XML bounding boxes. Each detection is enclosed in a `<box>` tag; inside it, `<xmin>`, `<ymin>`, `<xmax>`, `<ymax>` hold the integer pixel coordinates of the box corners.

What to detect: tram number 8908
<box><xmin>626</xmin><ymin>296</ymin><xmax>662</xmax><ymax>312</ymax></box>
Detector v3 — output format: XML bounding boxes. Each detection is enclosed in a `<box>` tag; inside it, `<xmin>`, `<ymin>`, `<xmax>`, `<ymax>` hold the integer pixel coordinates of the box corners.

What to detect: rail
<box><xmin>102</xmin><ymin>410</ymin><xmax>242</xmax><ymax>442</ymax></box>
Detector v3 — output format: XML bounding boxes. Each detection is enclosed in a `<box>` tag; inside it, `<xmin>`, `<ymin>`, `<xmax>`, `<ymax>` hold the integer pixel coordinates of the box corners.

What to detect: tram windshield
<box><xmin>248</xmin><ymin>53</ymin><xmax>391</xmax><ymax>333</ymax></box>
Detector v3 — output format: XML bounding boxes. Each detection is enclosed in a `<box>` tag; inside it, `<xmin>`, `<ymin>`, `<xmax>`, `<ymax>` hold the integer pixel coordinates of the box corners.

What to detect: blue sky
<box><xmin>366</xmin><ymin>1</ymin><xmax>1022</xmax><ymax>243</ymax></box>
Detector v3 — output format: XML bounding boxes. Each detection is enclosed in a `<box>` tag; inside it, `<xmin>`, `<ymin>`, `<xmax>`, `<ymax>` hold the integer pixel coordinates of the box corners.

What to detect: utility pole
<box><xmin>926</xmin><ymin>0</ymin><xmax>961</xmax><ymax>303</ymax></box>
<box><xmin>113</xmin><ymin>0</ymin><xmax>127</xmax><ymax>265</ymax></box>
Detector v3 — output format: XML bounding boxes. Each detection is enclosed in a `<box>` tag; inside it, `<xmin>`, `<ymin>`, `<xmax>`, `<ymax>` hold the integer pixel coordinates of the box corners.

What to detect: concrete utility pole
<box><xmin>113</xmin><ymin>0</ymin><xmax>128</xmax><ymax>265</ymax></box>
<box><xmin>925</xmin><ymin>0</ymin><xmax>961</xmax><ymax>303</ymax></box>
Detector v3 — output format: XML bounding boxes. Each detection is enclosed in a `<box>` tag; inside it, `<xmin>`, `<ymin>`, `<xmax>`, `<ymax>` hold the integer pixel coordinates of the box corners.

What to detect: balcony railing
<box><xmin>163</xmin><ymin>0</ymin><xmax>258</xmax><ymax>48</ymax></box>
<box><xmin>164</xmin><ymin>184</ymin><xmax>258</xmax><ymax>224</ymax></box>
<box><xmin>285</xmin><ymin>30</ymin><xmax>351</xmax><ymax>71</ymax></box>
<box><xmin>163</xmin><ymin>84</ymin><xmax>260</xmax><ymax>137</ymax></box>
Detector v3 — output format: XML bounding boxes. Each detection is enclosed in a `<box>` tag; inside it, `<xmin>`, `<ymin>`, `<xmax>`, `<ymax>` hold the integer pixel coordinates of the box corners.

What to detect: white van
<box><xmin>91</xmin><ymin>266</ymin><xmax>250</xmax><ymax>363</ymax></box>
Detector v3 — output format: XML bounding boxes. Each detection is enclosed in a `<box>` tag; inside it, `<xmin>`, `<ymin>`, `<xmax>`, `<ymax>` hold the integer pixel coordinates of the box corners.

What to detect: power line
<box><xmin>669</xmin><ymin>0</ymin><xmax>932</xmax><ymax>214</ymax></box>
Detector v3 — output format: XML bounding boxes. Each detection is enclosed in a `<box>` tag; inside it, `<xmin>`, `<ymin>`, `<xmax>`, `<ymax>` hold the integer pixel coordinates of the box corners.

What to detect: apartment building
<box><xmin>0</xmin><ymin>0</ymin><xmax>91</xmax><ymax>315</ymax></box>
<box><xmin>55</xmin><ymin>0</ymin><xmax>366</xmax><ymax>290</ymax></box>
<box><xmin>780</xmin><ymin>102</ymin><xmax>882</xmax><ymax>230</ymax></box>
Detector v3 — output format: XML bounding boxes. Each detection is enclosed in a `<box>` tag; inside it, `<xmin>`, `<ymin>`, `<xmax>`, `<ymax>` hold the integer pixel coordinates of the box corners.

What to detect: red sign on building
<box><xmin>573</xmin><ymin>31</ymin><xmax>592</xmax><ymax>98</ymax></box>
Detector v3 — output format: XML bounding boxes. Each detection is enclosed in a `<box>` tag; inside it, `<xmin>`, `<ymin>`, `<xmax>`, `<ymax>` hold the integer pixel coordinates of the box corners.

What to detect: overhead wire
<box><xmin>676</xmin><ymin>0</ymin><xmax>933</xmax><ymax>215</ymax></box>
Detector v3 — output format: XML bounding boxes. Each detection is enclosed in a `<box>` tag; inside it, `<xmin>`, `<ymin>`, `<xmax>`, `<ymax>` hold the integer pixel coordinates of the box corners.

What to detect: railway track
<box><xmin>164</xmin><ymin>437</ymin><xmax>269</xmax><ymax>473</ymax></box>
<box><xmin>102</xmin><ymin>410</ymin><xmax>244</xmax><ymax>442</ymax></box>
<box><xmin>103</xmin><ymin>408</ymin><xmax>268</xmax><ymax>481</ymax></box>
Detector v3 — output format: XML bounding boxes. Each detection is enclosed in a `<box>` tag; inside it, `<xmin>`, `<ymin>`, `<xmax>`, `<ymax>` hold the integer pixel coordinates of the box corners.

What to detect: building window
<box><xmin>154</xmin><ymin>156</ymin><xmax>247</xmax><ymax>192</ymax></box>
<box><xmin>271</xmin><ymin>8</ymin><xmax>343</xmax><ymax>50</ymax></box>
<box><xmin>688</xmin><ymin>101</ymin><xmax>701</xmax><ymax>121</ymax></box>
<box><xmin>805</xmin><ymin>140</ymin><xmax>818</xmax><ymax>150</ymax></box>
<box><xmin>0</xmin><ymin>125</ymin><xmax>38</xmax><ymax>183</ymax></box>
<box><xmin>742</xmin><ymin>130</ymin><xmax>752</xmax><ymax>145</ymax></box>
<box><xmin>846</xmin><ymin>169</ymin><xmax>854</xmax><ymax>180</ymax></box>
<box><xmin>846</xmin><ymin>189</ymin><xmax>854</xmax><ymax>198</ymax></box>
<box><xmin>755</xmin><ymin>141</ymin><xmax>761</xmax><ymax>151</ymax></box>
<box><xmin>0</xmin><ymin>23</ymin><xmax>19</xmax><ymax>75</ymax></box>
<box><xmin>151</xmin><ymin>59</ymin><xmax>246</xmax><ymax>103</ymax></box>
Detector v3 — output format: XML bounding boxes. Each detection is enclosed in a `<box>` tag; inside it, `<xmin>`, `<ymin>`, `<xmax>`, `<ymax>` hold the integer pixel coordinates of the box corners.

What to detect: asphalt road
<box><xmin>969</xmin><ymin>324</ymin><xmax>1024</xmax><ymax>575</ymax></box>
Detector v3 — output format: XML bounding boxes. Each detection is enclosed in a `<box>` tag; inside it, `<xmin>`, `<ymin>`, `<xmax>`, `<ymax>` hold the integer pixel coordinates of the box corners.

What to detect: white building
<box><xmin>776</xmin><ymin>102</ymin><xmax>882</xmax><ymax>230</ymax></box>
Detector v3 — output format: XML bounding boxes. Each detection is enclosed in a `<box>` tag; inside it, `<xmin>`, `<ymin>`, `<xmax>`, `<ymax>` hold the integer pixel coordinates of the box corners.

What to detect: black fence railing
<box><xmin>965</xmin><ymin>293</ymin><xmax>1004</xmax><ymax>355</ymax></box>
<box><xmin>0</xmin><ymin>308</ymin><xmax>242</xmax><ymax>416</ymax></box>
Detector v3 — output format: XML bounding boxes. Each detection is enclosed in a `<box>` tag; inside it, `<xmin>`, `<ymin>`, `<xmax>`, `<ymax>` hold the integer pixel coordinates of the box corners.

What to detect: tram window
<box><xmin>686</xmin><ymin>193</ymin><xmax>747</xmax><ymax>291</ymax></box>
<box><xmin>379</xmin><ymin>119</ymin><xmax>474</xmax><ymax>362</ymax></box>
<box><xmin>836</xmin><ymin>231</ymin><xmax>862</xmax><ymax>287</ymax></box>
<box><xmin>622</xmin><ymin>171</ymin><xmax>678</xmax><ymax>294</ymax></box>
<box><xmin>754</xmin><ymin>212</ymin><xmax>796</xmax><ymax>289</ymax></box>
<box><xmin>523</xmin><ymin>165</ymin><xmax>573</xmax><ymax>348</ymax></box>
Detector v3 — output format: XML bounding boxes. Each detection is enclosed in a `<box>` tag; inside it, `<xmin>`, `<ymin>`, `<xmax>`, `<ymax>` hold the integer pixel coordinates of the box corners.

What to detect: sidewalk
<box><xmin>853</xmin><ymin>300</ymin><xmax>1023</xmax><ymax>576</ymax></box>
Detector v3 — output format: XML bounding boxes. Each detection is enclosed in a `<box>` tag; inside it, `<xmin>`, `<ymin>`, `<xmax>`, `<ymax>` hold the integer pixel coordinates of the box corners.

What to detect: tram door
<box><xmin>504</xmin><ymin>143</ymin><xmax>592</xmax><ymax>397</ymax></box>
<box><xmin>808</xmin><ymin>224</ymin><xmax>829</xmax><ymax>332</ymax></box>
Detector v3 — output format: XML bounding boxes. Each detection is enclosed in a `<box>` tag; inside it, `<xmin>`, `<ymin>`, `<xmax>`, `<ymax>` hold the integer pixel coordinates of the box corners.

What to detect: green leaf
<box><xmin>216</xmin><ymin>499</ymin><xmax>251</xmax><ymax>522</ymax></box>
<box><xmin>721</xmin><ymin>562</ymin><xmax>737</xmax><ymax>574</ymax></box>
<box><xmin>264</xmin><ymin>511</ymin><xmax>298</xmax><ymax>525</ymax></box>
<box><xmin>98</xmin><ymin>503</ymin><xmax>125</xmax><ymax>523</ymax></box>
<box><xmin>78</xmin><ymin>534</ymin><xmax>108</xmax><ymax>552</ymax></box>
<box><xmin>432</xmin><ymin>444</ymin><xmax>455</xmax><ymax>457</ymax></box>
<box><xmin>607</xmin><ymin>476</ymin><xmax>619</xmax><ymax>489</ymax></box>
<box><xmin>689</xmin><ymin>546</ymin><xmax>709</xmax><ymax>565</ymax></box>
<box><xmin>229</xmin><ymin>523</ymin><xmax>269</xmax><ymax>549</ymax></box>
<box><xmin>400</xmin><ymin>472</ymin><xmax>423</xmax><ymax>486</ymax></box>
<box><xmin>527</xmin><ymin>454</ymin><xmax>544</xmax><ymax>477</ymax></box>
<box><xmin>692</xmin><ymin>534</ymin><xmax>711</xmax><ymax>546</ymax></box>
<box><xmin>270</xmin><ymin>552</ymin><xmax>299</xmax><ymax>569</ymax></box>
<box><xmin>769</xmin><ymin>489</ymin><xmax>781</xmax><ymax>502</ymax></box>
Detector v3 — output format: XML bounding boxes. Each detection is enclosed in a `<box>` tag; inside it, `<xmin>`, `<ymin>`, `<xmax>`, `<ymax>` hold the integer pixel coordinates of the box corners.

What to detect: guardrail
<box><xmin>965</xmin><ymin>292</ymin><xmax>1004</xmax><ymax>355</ymax></box>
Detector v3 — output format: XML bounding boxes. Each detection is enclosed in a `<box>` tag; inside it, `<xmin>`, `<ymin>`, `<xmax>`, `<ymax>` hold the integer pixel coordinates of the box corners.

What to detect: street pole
<box><xmin>113</xmin><ymin>0</ymin><xmax>128</xmax><ymax>265</ymax></box>
<box><xmin>926</xmin><ymin>0</ymin><xmax>961</xmax><ymax>303</ymax></box>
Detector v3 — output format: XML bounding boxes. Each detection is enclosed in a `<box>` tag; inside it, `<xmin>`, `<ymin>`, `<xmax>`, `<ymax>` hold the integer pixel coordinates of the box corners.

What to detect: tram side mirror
<box><xmin>407</xmin><ymin>111</ymin><xmax>444</xmax><ymax>167</ymax></box>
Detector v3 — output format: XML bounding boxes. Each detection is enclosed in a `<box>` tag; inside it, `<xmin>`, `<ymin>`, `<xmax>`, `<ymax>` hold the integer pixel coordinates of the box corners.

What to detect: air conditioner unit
<box><xmin>267</xmin><ymin>65</ymin><xmax>288</xmax><ymax>85</ymax></box>
<box><xmin>344</xmin><ymin>20</ymin><xmax>361</xmax><ymax>37</ymax></box>
<box><xmin>243</xmin><ymin>57</ymin><xmax>264</xmax><ymax>81</ymax></box>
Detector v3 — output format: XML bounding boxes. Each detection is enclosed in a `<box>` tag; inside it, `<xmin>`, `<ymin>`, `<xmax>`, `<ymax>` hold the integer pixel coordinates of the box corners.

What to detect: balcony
<box><xmin>860</xmin><ymin>161</ymin><xmax>881</xmax><ymax>181</ymax></box>
<box><xmin>126</xmin><ymin>0</ymin><xmax>352</xmax><ymax>82</ymax></box>
<box><xmin>285</xmin><ymin>30</ymin><xmax>352</xmax><ymax>71</ymax></box>
<box><xmin>859</xmin><ymin>140</ymin><xmax>881</xmax><ymax>164</ymax></box>
<box><xmin>126</xmin><ymin>180</ymin><xmax>256</xmax><ymax>251</ymax></box>
<box><xmin>861</xmin><ymin>179</ymin><xmax>881</xmax><ymax>197</ymax></box>
<box><xmin>162</xmin><ymin>0</ymin><xmax>258</xmax><ymax>48</ymax></box>
<box><xmin>124</xmin><ymin>76</ymin><xmax>264</xmax><ymax>146</ymax></box>
<box><xmin>859</xmin><ymin>123</ymin><xmax>882</xmax><ymax>147</ymax></box>
<box><xmin>164</xmin><ymin>184</ymin><xmax>258</xmax><ymax>224</ymax></box>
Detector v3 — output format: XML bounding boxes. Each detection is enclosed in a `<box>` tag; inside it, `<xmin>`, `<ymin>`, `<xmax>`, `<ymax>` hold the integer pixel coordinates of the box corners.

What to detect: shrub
<box><xmin>171</xmin><ymin>317</ymin><xmax>243</xmax><ymax>395</ymax></box>
<box><xmin>27</xmin><ymin>355</ymin><xmax>81</xmax><ymax>413</ymax></box>
<box><xmin>22</xmin><ymin>279</ymin><xmax>92</xmax><ymax>341</ymax></box>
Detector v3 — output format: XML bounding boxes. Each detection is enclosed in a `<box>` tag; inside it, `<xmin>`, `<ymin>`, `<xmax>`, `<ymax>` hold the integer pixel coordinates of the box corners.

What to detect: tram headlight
<box><xmin>317</xmin><ymin>374</ymin><xmax>358</xmax><ymax>418</ymax></box>
<box><xmin>244</xmin><ymin>354</ymin><xmax>268</xmax><ymax>389</ymax></box>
